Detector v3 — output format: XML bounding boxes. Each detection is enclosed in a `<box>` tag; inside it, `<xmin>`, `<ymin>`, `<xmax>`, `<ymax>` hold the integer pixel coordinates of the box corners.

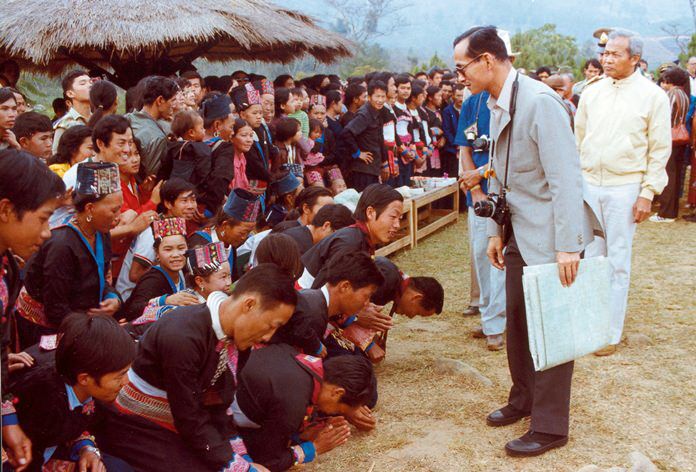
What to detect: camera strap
<box><xmin>502</xmin><ymin>71</ymin><xmax>520</xmax><ymax>191</ymax></box>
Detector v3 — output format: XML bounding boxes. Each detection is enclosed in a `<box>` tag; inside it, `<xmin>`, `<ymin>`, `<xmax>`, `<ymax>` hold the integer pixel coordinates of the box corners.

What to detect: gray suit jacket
<box><xmin>486</xmin><ymin>74</ymin><xmax>599</xmax><ymax>265</ymax></box>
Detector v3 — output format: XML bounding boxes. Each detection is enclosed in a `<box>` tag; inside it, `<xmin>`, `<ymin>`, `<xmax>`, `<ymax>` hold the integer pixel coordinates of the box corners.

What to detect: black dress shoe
<box><xmin>462</xmin><ymin>305</ymin><xmax>480</xmax><ymax>316</ymax></box>
<box><xmin>505</xmin><ymin>431</ymin><xmax>568</xmax><ymax>457</ymax></box>
<box><xmin>486</xmin><ymin>405</ymin><xmax>530</xmax><ymax>426</ymax></box>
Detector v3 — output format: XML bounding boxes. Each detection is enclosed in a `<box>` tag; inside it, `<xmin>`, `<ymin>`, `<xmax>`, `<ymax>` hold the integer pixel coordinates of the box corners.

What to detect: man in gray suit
<box><xmin>453</xmin><ymin>26</ymin><xmax>598</xmax><ymax>457</ymax></box>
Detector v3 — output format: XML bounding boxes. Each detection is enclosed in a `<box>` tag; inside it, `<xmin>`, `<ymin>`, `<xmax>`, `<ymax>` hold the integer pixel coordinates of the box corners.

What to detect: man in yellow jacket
<box><xmin>575</xmin><ymin>29</ymin><xmax>671</xmax><ymax>356</ymax></box>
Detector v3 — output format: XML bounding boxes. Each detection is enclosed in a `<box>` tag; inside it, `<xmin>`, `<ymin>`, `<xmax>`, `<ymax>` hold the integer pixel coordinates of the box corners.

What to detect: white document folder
<box><xmin>523</xmin><ymin>256</ymin><xmax>612</xmax><ymax>371</ymax></box>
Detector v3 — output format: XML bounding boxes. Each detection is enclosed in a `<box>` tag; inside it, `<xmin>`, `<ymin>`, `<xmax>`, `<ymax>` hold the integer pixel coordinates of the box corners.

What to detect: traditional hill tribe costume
<box><xmin>1</xmin><ymin>248</ymin><xmax>21</xmax><ymax>432</ymax></box>
<box><xmin>282</xmin><ymin>224</ymin><xmax>314</xmax><ymax>256</ymax></box>
<box><xmin>202</xmin><ymin>94</ymin><xmax>236</xmax><ymax>217</ymax></box>
<box><xmin>97</xmin><ymin>293</ymin><xmax>255</xmax><ymax>471</ymax></box>
<box><xmin>233</xmin><ymin>343</ymin><xmax>325</xmax><ymax>472</ymax></box>
<box><xmin>8</xmin><ymin>355</ymin><xmax>131</xmax><ymax>471</ymax></box>
<box><xmin>121</xmin><ymin>217</ymin><xmax>188</xmax><ymax>322</ymax></box>
<box><xmin>298</xmin><ymin>222</ymin><xmax>375</xmax><ymax>289</ymax></box>
<box><xmin>15</xmin><ymin>162</ymin><xmax>121</xmax><ymax>350</ymax></box>
<box><xmin>231</xmin><ymin>83</ymin><xmax>274</xmax><ymax>206</ymax></box>
<box><xmin>270</xmin><ymin>288</ymin><xmax>332</xmax><ymax>357</ymax></box>
<box><xmin>188</xmin><ymin>189</ymin><xmax>261</xmax><ymax>282</ymax></box>
<box><xmin>125</xmin><ymin>241</ymin><xmax>229</xmax><ymax>339</ymax></box>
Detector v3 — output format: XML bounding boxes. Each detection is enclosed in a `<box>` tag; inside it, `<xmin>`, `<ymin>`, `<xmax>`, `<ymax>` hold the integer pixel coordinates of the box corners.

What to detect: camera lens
<box><xmin>472</xmin><ymin>136</ymin><xmax>489</xmax><ymax>152</ymax></box>
<box><xmin>473</xmin><ymin>200</ymin><xmax>495</xmax><ymax>218</ymax></box>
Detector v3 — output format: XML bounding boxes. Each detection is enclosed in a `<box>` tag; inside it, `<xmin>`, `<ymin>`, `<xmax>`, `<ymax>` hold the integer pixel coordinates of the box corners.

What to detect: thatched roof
<box><xmin>0</xmin><ymin>0</ymin><xmax>352</xmax><ymax>87</ymax></box>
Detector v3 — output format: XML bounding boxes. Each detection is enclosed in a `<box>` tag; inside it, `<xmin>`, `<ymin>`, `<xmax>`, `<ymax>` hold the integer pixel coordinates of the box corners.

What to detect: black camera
<box><xmin>473</xmin><ymin>191</ymin><xmax>511</xmax><ymax>227</ymax></box>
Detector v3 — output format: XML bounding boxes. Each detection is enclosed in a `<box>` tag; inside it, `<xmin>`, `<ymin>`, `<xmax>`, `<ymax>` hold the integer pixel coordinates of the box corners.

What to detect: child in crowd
<box><xmin>273</xmin><ymin>116</ymin><xmax>305</xmax><ymax>177</ymax></box>
<box><xmin>305</xmin><ymin>118</ymin><xmax>347</xmax><ymax>194</ymax></box>
<box><xmin>122</xmin><ymin>217</ymin><xmax>194</xmax><ymax>322</ymax></box>
<box><xmin>47</xmin><ymin>125</ymin><xmax>94</xmax><ymax>178</ymax></box>
<box><xmin>12</xmin><ymin>111</ymin><xmax>54</xmax><ymax>160</ymax></box>
<box><xmin>157</xmin><ymin>110</ymin><xmax>211</xmax><ymax>197</ymax></box>
<box><xmin>185</xmin><ymin>241</ymin><xmax>233</xmax><ymax>299</ymax></box>
<box><xmin>289</xmin><ymin>87</ymin><xmax>310</xmax><ymax>137</ymax></box>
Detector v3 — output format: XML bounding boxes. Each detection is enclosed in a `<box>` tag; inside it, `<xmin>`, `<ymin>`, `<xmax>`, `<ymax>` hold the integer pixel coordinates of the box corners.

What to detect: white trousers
<box><xmin>584</xmin><ymin>182</ymin><xmax>640</xmax><ymax>344</ymax></box>
<box><xmin>467</xmin><ymin>210</ymin><xmax>506</xmax><ymax>335</ymax></box>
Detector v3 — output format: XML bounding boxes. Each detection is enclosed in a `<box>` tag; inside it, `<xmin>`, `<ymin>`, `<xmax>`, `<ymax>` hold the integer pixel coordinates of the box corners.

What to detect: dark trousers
<box><xmin>504</xmin><ymin>233</ymin><xmax>574</xmax><ymax>436</ymax></box>
<box><xmin>387</xmin><ymin>159</ymin><xmax>413</xmax><ymax>188</ymax></box>
<box><xmin>658</xmin><ymin>144</ymin><xmax>686</xmax><ymax>218</ymax></box>
<box><xmin>96</xmin><ymin>405</ymin><xmax>214</xmax><ymax>472</ymax></box>
<box><xmin>349</xmin><ymin>172</ymin><xmax>379</xmax><ymax>192</ymax></box>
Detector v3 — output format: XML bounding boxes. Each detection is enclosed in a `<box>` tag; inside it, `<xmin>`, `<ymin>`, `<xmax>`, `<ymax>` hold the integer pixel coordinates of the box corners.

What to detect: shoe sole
<box><xmin>487</xmin><ymin>344</ymin><xmax>505</xmax><ymax>351</ymax></box>
<box><xmin>486</xmin><ymin>414</ymin><xmax>529</xmax><ymax>427</ymax></box>
<box><xmin>505</xmin><ymin>437</ymin><xmax>568</xmax><ymax>457</ymax></box>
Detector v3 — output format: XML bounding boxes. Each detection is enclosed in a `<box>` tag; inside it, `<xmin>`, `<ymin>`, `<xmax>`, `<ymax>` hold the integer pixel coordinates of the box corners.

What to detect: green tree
<box><xmin>410</xmin><ymin>53</ymin><xmax>448</xmax><ymax>75</ymax></box>
<box><xmin>679</xmin><ymin>33</ymin><xmax>696</xmax><ymax>64</ymax></box>
<box><xmin>511</xmin><ymin>24</ymin><xmax>579</xmax><ymax>74</ymax></box>
<box><xmin>338</xmin><ymin>42</ymin><xmax>390</xmax><ymax>78</ymax></box>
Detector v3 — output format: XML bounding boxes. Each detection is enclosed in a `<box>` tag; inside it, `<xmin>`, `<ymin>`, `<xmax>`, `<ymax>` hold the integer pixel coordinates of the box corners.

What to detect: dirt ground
<box><xmin>309</xmin><ymin>216</ymin><xmax>696</xmax><ymax>472</ymax></box>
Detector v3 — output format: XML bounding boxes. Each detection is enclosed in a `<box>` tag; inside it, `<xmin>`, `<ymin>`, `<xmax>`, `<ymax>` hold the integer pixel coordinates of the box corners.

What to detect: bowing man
<box><xmin>271</xmin><ymin>251</ymin><xmax>384</xmax><ymax>358</ymax></box>
<box><xmin>325</xmin><ymin>256</ymin><xmax>445</xmax><ymax>360</ymax></box>
<box><xmin>298</xmin><ymin>184</ymin><xmax>404</xmax><ymax>289</ymax></box>
<box><xmin>96</xmin><ymin>264</ymin><xmax>297</xmax><ymax>472</ymax></box>
<box><xmin>234</xmin><ymin>344</ymin><xmax>376</xmax><ymax>472</ymax></box>
<box><xmin>9</xmin><ymin>313</ymin><xmax>136</xmax><ymax>472</ymax></box>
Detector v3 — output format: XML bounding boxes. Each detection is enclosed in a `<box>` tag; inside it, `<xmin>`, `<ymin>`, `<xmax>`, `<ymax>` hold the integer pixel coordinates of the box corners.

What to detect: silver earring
<box><xmin>86</xmin><ymin>215</ymin><xmax>93</xmax><ymax>223</ymax></box>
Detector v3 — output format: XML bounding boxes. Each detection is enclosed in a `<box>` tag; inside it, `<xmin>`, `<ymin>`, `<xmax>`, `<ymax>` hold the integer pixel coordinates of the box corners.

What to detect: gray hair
<box><xmin>608</xmin><ymin>29</ymin><xmax>643</xmax><ymax>57</ymax></box>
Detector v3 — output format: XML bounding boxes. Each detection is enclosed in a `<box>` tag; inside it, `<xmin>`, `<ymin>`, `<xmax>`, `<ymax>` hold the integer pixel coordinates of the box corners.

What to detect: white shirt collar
<box><xmin>320</xmin><ymin>284</ymin><xmax>330</xmax><ymax>308</ymax></box>
<box><xmin>207</xmin><ymin>291</ymin><xmax>228</xmax><ymax>341</ymax></box>
<box><xmin>488</xmin><ymin>67</ymin><xmax>517</xmax><ymax>114</ymax></box>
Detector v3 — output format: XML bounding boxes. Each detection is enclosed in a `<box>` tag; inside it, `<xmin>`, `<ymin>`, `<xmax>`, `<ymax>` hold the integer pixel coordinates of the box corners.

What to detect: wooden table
<box><xmin>411</xmin><ymin>183</ymin><xmax>460</xmax><ymax>246</ymax></box>
<box><xmin>375</xmin><ymin>198</ymin><xmax>415</xmax><ymax>257</ymax></box>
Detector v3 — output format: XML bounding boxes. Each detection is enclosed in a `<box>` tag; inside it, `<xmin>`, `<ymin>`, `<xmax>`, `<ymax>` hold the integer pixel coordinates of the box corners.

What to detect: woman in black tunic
<box><xmin>16</xmin><ymin>162</ymin><xmax>123</xmax><ymax>350</ymax></box>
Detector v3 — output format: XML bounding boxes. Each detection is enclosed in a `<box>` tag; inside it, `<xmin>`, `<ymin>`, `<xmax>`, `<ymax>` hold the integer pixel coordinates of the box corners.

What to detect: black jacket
<box><xmin>270</xmin><ymin>289</ymin><xmax>329</xmax><ymax>355</ymax></box>
<box><xmin>338</xmin><ymin>104</ymin><xmax>385</xmax><ymax>176</ymax></box>
<box><xmin>199</xmin><ymin>140</ymin><xmax>234</xmax><ymax>215</ymax></box>
<box><xmin>236</xmin><ymin>343</ymin><xmax>316</xmax><ymax>472</ymax></box>
<box><xmin>122</xmin><ymin>267</ymin><xmax>179</xmax><ymax>321</ymax></box>
<box><xmin>21</xmin><ymin>226</ymin><xmax>118</xmax><ymax>335</ymax></box>
<box><xmin>301</xmin><ymin>226</ymin><xmax>372</xmax><ymax>287</ymax></box>
<box><xmin>132</xmin><ymin>304</ymin><xmax>239</xmax><ymax>470</ymax></box>
<box><xmin>9</xmin><ymin>357</ymin><xmax>99</xmax><ymax>472</ymax></box>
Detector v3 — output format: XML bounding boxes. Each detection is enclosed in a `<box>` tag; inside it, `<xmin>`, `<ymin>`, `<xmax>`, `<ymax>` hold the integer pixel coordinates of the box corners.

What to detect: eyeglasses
<box><xmin>456</xmin><ymin>54</ymin><xmax>485</xmax><ymax>78</ymax></box>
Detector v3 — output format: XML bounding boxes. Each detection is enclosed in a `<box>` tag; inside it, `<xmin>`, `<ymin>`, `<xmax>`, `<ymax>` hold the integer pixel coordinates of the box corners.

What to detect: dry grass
<box><xmin>309</xmin><ymin>216</ymin><xmax>696</xmax><ymax>472</ymax></box>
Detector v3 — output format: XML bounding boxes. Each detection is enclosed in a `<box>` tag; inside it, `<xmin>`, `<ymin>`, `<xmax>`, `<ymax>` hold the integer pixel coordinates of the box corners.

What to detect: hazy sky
<box><xmin>277</xmin><ymin>0</ymin><xmax>692</xmax><ymax>58</ymax></box>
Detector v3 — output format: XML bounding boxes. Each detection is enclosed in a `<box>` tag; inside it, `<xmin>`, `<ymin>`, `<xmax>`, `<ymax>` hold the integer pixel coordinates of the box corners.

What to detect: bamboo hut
<box><xmin>0</xmin><ymin>0</ymin><xmax>352</xmax><ymax>88</ymax></box>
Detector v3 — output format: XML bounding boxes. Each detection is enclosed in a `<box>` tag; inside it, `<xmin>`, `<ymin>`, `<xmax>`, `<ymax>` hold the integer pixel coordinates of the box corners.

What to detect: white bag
<box><xmin>523</xmin><ymin>256</ymin><xmax>612</xmax><ymax>371</ymax></box>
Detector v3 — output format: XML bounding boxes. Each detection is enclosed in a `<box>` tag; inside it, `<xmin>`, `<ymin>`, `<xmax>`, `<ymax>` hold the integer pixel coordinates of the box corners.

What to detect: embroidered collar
<box><xmin>353</xmin><ymin>221</ymin><xmax>375</xmax><ymax>254</ymax></box>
